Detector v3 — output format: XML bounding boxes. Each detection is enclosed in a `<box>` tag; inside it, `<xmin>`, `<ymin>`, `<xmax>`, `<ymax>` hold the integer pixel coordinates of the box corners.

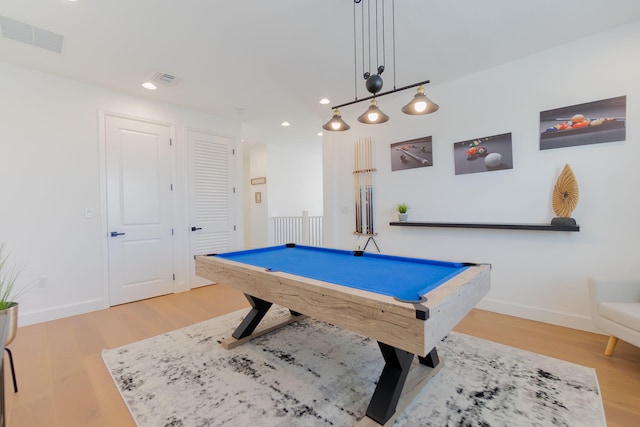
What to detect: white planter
<box><xmin>398</xmin><ymin>213</ymin><xmax>408</xmax><ymax>222</ymax></box>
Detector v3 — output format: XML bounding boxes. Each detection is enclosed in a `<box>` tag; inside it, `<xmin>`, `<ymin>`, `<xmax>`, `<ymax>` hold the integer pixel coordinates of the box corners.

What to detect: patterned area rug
<box><xmin>102</xmin><ymin>308</ymin><xmax>605</xmax><ymax>426</ymax></box>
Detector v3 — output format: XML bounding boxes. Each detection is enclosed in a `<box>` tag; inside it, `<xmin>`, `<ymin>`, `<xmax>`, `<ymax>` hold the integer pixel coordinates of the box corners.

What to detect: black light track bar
<box><xmin>331</xmin><ymin>79</ymin><xmax>430</xmax><ymax>110</ymax></box>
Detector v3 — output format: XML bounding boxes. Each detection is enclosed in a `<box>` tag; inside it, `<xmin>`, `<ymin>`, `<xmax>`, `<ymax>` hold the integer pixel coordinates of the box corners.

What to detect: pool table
<box><xmin>195</xmin><ymin>244</ymin><xmax>490</xmax><ymax>425</ymax></box>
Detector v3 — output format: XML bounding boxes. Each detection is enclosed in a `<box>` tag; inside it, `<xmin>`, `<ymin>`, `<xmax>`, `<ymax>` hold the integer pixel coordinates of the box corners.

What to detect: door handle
<box><xmin>191</xmin><ymin>226</ymin><xmax>202</xmax><ymax>232</ymax></box>
<box><xmin>110</xmin><ymin>231</ymin><xmax>126</xmax><ymax>237</ymax></box>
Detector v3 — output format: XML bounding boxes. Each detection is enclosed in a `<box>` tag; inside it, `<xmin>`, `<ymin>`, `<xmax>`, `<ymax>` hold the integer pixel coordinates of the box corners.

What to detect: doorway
<box><xmin>104</xmin><ymin>114</ymin><xmax>175</xmax><ymax>305</ymax></box>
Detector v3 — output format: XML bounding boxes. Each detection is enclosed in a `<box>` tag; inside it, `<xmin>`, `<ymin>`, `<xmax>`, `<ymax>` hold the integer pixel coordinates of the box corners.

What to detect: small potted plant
<box><xmin>0</xmin><ymin>242</ymin><xmax>24</xmax><ymax>392</ymax></box>
<box><xmin>396</xmin><ymin>203</ymin><xmax>409</xmax><ymax>222</ymax></box>
<box><xmin>0</xmin><ymin>242</ymin><xmax>22</xmax><ymax>309</ymax></box>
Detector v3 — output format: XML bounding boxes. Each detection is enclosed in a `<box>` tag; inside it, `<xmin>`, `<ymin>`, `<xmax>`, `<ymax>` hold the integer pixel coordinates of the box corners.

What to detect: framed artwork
<box><xmin>251</xmin><ymin>177</ymin><xmax>267</xmax><ymax>185</ymax></box>
<box><xmin>390</xmin><ymin>136</ymin><xmax>433</xmax><ymax>171</ymax></box>
<box><xmin>453</xmin><ymin>132</ymin><xmax>513</xmax><ymax>175</ymax></box>
<box><xmin>539</xmin><ymin>96</ymin><xmax>626</xmax><ymax>150</ymax></box>
<box><xmin>254</xmin><ymin>192</ymin><xmax>262</xmax><ymax>203</ymax></box>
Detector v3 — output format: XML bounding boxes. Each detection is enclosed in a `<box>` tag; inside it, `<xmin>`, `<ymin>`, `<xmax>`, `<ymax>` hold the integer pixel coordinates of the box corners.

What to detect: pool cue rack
<box><xmin>354</xmin><ymin>138</ymin><xmax>380</xmax><ymax>252</ymax></box>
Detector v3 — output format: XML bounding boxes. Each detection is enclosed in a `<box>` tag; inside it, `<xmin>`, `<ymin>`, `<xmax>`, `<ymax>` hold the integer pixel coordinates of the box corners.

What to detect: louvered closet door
<box><xmin>188</xmin><ymin>130</ymin><xmax>235</xmax><ymax>287</ymax></box>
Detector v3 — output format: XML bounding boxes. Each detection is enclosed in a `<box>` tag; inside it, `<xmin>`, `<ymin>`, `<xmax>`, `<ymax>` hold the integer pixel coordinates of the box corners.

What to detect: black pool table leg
<box><xmin>365</xmin><ymin>342</ymin><xmax>416</xmax><ymax>425</ymax></box>
<box><xmin>366</xmin><ymin>344</ymin><xmax>441</xmax><ymax>425</ymax></box>
<box><xmin>418</xmin><ymin>347</ymin><xmax>439</xmax><ymax>368</ymax></box>
<box><xmin>232</xmin><ymin>294</ymin><xmax>273</xmax><ymax>339</ymax></box>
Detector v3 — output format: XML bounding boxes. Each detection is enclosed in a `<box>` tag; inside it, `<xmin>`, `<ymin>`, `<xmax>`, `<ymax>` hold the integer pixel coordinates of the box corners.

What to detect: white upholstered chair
<box><xmin>588</xmin><ymin>277</ymin><xmax>640</xmax><ymax>356</ymax></box>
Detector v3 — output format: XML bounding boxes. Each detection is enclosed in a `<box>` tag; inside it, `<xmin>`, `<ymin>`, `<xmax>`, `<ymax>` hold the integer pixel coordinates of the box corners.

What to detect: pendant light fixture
<box><xmin>357</xmin><ymin>99</ymin><xmax>389</xmax><ymax>124</ymax></box>
<box><xmin>401</xmin><ymin>85</ymin><xmax>439</xmax><ymax>115</ymax></box>
<box><xmin>322</xmin><ymin>108</ymin><xmax>351</xmax><ymax>131</ymax></box>
<box><xmin>322</xmin><ymin>0</ymin><xmax>440</xmax><ymax>132</ymax></box>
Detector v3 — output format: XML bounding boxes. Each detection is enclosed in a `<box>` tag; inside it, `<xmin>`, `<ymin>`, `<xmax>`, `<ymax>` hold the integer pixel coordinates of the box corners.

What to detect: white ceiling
<box><xmin>2</xmin><ymin>0</ymin><xmax>640</xmax><ymax>146</ymax></box>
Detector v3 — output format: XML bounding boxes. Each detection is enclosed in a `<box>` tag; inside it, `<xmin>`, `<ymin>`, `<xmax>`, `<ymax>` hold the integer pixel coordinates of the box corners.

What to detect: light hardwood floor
<box><xmin>4</xmin><ymin>284</ymin><xmax>640</xmax><ymax>426</ymax></box>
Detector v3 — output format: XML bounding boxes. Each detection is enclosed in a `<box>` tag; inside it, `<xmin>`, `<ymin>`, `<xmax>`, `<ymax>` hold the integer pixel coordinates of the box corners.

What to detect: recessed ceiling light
<box><xmin>281</xmin><ymin>122</ymin><xmax>290</xmax><ymax>127</ymax></box>
<box><xmin>142</xmin><ymin>81</ymin><xmax>157</xmax><ymax>90</ymax></box>
<box><xmin>319</xmin><ymin>98</ymin><xmax>330</xmax><ymax>105</ymax></box>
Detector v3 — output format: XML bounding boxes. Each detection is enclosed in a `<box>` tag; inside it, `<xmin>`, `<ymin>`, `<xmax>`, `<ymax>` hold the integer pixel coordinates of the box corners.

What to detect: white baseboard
<box><xmin>16</xmin><ymin>295</ymin><xmax>605</xmax><ymax>337</ymax></box>
<box><xmin>18</xmin><ymin>298</ymin><xmax>107</xmax><ymax>327</ymax></box>
<box><xmin>476</xmin><ymin>298</ymin><xmax>602</xmax><ymax>335</ymax></box>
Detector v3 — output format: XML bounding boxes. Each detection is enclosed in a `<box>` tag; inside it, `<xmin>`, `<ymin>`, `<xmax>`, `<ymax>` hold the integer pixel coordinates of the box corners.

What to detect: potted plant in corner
<box><xmin>397</xmin><ymin>203</ymin><xmax>409</xmax><ymax>222</ymax></box>
<box><xmin>0</xmin><ymin>242</ymin><xmax>23</xmax><ymax>392</ymax></box>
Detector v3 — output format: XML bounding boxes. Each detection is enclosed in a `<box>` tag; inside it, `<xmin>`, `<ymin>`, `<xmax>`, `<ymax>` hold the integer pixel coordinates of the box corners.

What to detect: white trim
<box><xmin>97</xmin><ymin>109</ymin><xmax>179</xmax><ymax>305</ymax></box>
<box><xmin>97</xmin><ymin>109</ymin><xmax>110</xmax><ymax>309</ymax></box>
<box><xmin>19</xmin><ymin>298</ymin><xmax>107</xmax><ymax>327</ymax></box>
<box><xmin>476</xmin><ymin>297</ymin><xmax>600</xmax><ymax>334</ymax></box>
<box><xmin>185</xmin><ymin>127</ymin><xmax>240</xmax><ymax>288</ymax></box>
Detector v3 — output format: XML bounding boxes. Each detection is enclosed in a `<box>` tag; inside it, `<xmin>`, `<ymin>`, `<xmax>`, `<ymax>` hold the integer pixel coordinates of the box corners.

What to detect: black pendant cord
<box><xmin>333</xmin><ymin>0</ymin><xmax>429</xmax><ymax>111</ymax></box>
<box><xmin>376</xmin><ymin>0</ymin><xmax>380</xmax><ymax>73</ymax></box>
<box><xmin>362</xmin><ymin>1</ymin><xmax>366</xmax><ymax>84</ymax></box>
<box><xmin>381</xmin><ymin>0</ymin><xmax>386</xmax><ymax>77</ymax></box>
<box><xmin>367</xmin><ymin>0</ymin><xmax>371</xmax><ymax>79</ymax></box>
<box><xmin>353</xmin><ymin>0</ymin><xmax>358</xmax><ymax>102</ymax></box>
<box><xmin>392</xmin><ymin>0</ymin><xmax>396</xmax><ymax>90</ymax></box>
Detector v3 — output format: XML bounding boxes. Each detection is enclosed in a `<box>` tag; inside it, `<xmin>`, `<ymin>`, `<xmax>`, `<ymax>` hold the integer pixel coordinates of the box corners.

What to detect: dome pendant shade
<box><xmin>357</xmin><ymin>99</ymin><xmax>390</xmax><ymax>124</ymax></box>
<box><xmin>401</xmin><ymin>86</ymin><xmax>439</xmax><ymax>115</ymax></box>
<box><xmin>322</xmin><ymin>109</ymin><xmax>351</xmax><ymax>131</ymax></box>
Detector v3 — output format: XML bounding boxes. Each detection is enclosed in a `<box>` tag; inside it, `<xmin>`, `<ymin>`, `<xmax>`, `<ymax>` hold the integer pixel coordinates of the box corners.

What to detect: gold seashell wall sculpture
<box><xmin>552</xmin><ymin>164</ymin><xmax>579</xmax><ymax>218</ymax></box>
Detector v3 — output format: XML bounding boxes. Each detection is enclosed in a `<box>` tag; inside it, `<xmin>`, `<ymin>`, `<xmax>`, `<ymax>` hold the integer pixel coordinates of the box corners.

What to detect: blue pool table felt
<box><xmin>215</xmin><ymin>245</ymin><xmax>468</xmax><ymax>302</ymax></box>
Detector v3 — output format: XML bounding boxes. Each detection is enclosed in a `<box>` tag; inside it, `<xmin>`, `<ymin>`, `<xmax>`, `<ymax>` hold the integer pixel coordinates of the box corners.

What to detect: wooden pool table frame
<box><xmin>196</xmin><ymin>250</ymin><xmax>490</xmax><ymax>425</ymax></box>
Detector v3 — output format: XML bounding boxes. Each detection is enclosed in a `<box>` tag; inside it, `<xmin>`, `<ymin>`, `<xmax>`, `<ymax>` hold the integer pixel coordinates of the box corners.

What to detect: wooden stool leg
<box><xmin>604</xmin><ymin>336</ymin><xmax>618</xmax><ymax>356</ymax></box>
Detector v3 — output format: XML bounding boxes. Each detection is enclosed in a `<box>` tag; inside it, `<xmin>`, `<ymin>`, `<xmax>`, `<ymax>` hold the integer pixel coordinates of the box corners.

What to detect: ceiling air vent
<box><xmin>0</xmin><ymin>15</ymin><xmax>64</xmax><ymax>53</ymax></box>
<box><xmin>150</xmin><ymin>72</ymin><xmax>178</xmax><ymax>86</ymax></box>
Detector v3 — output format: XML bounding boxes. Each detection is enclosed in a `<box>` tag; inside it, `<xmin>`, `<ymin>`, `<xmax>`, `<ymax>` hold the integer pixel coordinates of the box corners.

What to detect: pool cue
<box><xmin>361</xmin><ymin>141</ymin><xmax>364</xmax><ymax>233</ymax></box>
<box><xmin>358</xmin><ymin>171</ymin><xmax>361</xmax><ymax>233</ymax></box>
<box><xmin>395</xmin><ymin>147</ymin><xmax>429</xmax><ymax>164</ymax></box>
<box><xmin>354</xmin><ymin>143</ymin><xmax>360</xmax><ymax>233</ymax></box>
<box><xmin>353</xmin><ymin>138</ymin><xmax>377</xmax><ymax>236</ymax></box>
<box><xmin>368</xmin><ymin>183</ymin><xmax>373</xmax><ymax>234</ymax></box>
<box><xmin>354</xmin><ymin>142</ymin><xmax>362</xmax><ymax>233</ymax></box>
<box><xmin>365</xmin><ymin>182</ymin><xmax>370</xmax><ymax>234</ymax></box>
<box><xmin>367</xmin><ymin>138</ymin><xmax>373</xmax><ymax>234</ymax></box>
<box><xmin>362</xmin><ymin>139</ymin><xmax>367</xmax><ymax>234</ymax></box>
<box><xmin>357</xmin><ymin>176</ymin><xmax>362</xmax><ymax>233</ymax></box>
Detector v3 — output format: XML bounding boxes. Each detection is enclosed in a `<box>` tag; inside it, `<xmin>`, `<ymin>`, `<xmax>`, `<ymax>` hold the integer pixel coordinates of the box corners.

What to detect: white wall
<box><xmin>266</xmin><ymin>143</ymin><xmax>323</xmax><ymax>217</ymax></box>
<box><xmin>323</xmin><ymin>20</ymin><xmax>640</xmax><ymax>332</ymax></box>
<box><xmin>247</xmin><ymin>144</ymin><xmax>269</xmax><ymax>247</ymax></box>
<box><xmin>0</xmin><ymin>62</ymin><xmax>243</xmax><ymax>326</ymax></box>
<box><xmin>244</xmin><ymin>141</ymin><xmax>323</xmax><ymax>248</ymax></box>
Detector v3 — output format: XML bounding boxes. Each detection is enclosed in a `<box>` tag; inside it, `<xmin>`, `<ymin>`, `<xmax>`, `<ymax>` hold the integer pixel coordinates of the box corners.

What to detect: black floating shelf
<box><xmin>389</xmin><ymin>221</ymin><xmax>580</xmax><ymax>232</ymax></box>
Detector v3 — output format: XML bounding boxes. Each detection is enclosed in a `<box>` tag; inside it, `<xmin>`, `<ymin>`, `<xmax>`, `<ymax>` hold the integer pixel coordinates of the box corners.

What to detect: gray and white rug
<box><xmin>102</xmin><ymin>308</ymin><xmax>605</xmax><ymax>426</ymax></box>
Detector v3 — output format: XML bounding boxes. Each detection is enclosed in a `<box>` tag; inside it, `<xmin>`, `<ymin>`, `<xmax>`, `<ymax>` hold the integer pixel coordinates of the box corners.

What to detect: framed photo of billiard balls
<box><xmin>539</xmin><ymin>96</ymin><xmax>626</xmax><ymax>150</ymax></box>
<box><xmin>390</xmin><ymin>136</ymin><xmax>433</xmax><ymax>171</ymax></box>
<box><xmin>453</xmin><ymin>132</ymin><xmax>514</xmax><ymax>175</ymax></box>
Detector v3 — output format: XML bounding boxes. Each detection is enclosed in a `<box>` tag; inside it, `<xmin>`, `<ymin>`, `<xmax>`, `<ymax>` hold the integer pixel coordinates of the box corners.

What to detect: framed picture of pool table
<box><xmin>453</xmin><ymin>132</ymin><xmax>513</xmax><ymax>175</ymax></box>
<box><xmin>539</xmin><ymin>96</ymin><xmax>626</xmax><ymax>150</ymax></box>
<box><xmin>390</xmin><ymin>136</ymin><xmax>433</xmax><ymax>171</ymax></box>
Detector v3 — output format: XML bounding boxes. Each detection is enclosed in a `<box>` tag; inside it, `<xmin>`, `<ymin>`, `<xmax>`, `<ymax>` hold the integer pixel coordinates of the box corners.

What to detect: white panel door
<box><xmin>106</xmin><ymin>115</ymin><xmax>174</xmax><ymax>305</ymax></box>
<box><xmin>188</xmin><ymin>130</ymin><xmax>235</xmax><ymax>287</ymax></box>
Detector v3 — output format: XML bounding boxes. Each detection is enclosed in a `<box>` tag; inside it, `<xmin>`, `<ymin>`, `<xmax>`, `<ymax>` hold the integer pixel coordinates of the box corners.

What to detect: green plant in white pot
<box><xmin>0</xmin><ymin>242</ymin><xmax>23</xmax><ymax>392</ymax></box>
<box><xmin>396</xmin><ymin>203</ymin><xmax>409</xmax><ymax>222</ymax></box>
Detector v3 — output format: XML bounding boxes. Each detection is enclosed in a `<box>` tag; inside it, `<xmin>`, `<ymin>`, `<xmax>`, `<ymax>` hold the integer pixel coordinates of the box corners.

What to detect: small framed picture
<box><xmin>390</xmin><ymin>136</ymin><xmax>433</xmax><ymax>171</ymax></box>
<box><xmin>251</xmin><ymin>177</ymin><xmax>266</xmax><ymax>185</ymax></box>
<box><xmin>255</xmin><ymin>192</ymin><xmax>262</xmax><ymax>203</ymax></box>
<box><xmin>453</xmin><ymin>132</ymin><xmax>513</xmax><ymax>175</ymax></box>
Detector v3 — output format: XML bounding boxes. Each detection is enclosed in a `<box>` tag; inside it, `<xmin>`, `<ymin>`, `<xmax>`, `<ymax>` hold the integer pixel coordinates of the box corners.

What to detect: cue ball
<box><xmin>485</xmin><ymin>152</ymin><xmax>502</xmax><ymax>167</ymax></box>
